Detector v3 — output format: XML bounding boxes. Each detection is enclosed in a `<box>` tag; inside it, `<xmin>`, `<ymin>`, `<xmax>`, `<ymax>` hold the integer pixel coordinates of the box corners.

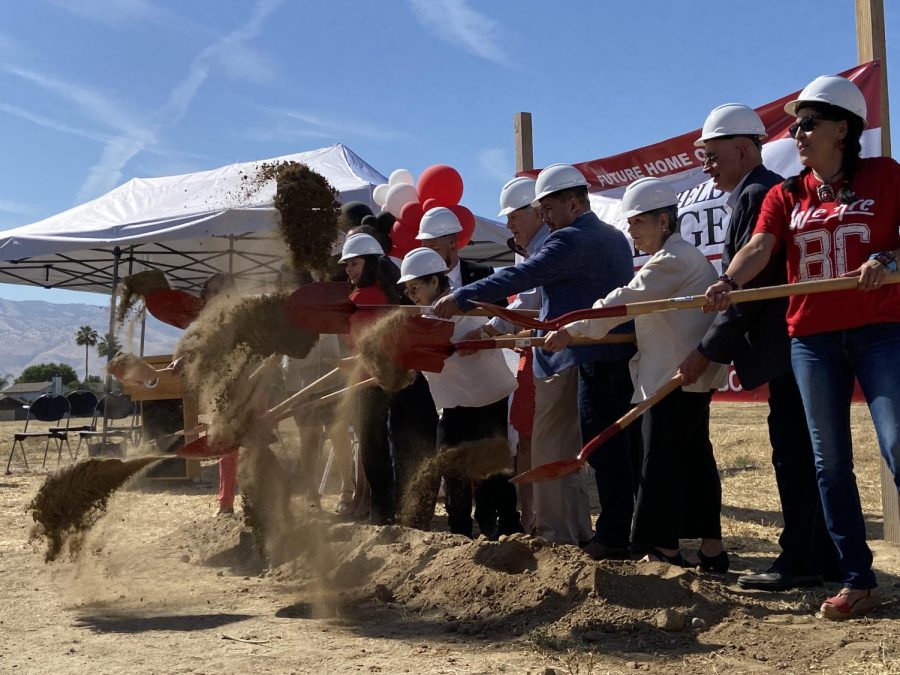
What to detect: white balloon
<box><xmin>373</xmin><ymin>183</ymin><xmax>390</xmax><ymax>207</ymax></box>
<box><xmin>389</xmin><ymin>168</ymin><xmax>414</xmax><ymax>186</ymax></box>
<box><xmin>384</xmin><ymin>183</ymin><xmax>419</xmax><ymax>217</ymax></box>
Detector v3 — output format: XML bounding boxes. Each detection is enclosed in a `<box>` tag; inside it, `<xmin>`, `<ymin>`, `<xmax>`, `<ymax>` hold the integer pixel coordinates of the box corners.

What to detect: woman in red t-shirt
<box><xmin>706</xmin><ymin>75</ymin><xmax>900</xmax><ymax>620</ymax></box>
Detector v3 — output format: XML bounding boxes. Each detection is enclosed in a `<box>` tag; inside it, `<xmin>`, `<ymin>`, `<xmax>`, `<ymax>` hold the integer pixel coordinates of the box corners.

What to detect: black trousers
<box><xmin>767</xmin><ymin>372</ymin><xmax>840</xmax><ymax>577</ymax></box>
<box><xmin>631</xmin><ymin>388</ymin><xmax>720</xmax><ymax>551</ymax></box>
<box><xmin>438</xmin><ymin>397</ymin><xmax>521</xmax><ymax>538</ymax></box>
<box><xmin>356</xmin><ymin>374</ymin><xmax>437</xmax><ymax>525</ymax></box>
<box><xmin>578</xmin><ymin>360</ymin><xmax>640</xmax><ymax>547</ymax></box>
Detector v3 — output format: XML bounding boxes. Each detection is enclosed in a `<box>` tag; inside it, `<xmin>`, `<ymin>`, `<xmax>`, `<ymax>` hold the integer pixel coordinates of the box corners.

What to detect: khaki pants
<box><xmin>531</xmin><ymin>367</ymin><xmax>593</xmax><ymax>545</ymax></box>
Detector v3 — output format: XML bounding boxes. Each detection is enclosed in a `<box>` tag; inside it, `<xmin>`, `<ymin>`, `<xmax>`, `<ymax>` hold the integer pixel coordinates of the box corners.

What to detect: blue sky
<box><xmin>1</xmin><ymin>0</ymin><xmax>898</xmax><ymax>306</ymax></box>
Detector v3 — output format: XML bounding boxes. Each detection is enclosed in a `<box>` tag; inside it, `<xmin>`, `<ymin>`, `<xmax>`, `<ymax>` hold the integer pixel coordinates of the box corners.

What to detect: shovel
<box><xmin>394</xmin><ymin>317</ymin><xmax>636</xmax><ymax>373</ymax></box>
<box><xmin>144</xmin><ymin>289</ymin><xmax>206</xmax><ymax>329</ymax></box>
<box><xmin>282</xmin><ymin>281</ymin><xmax>538</xmax><ymax>335</ymax></box>
<box><xmin>474</xmin><ymin>274</ymin><xmax>900</xmax><ymax>332</ymax></box>
<box><xmin>176</xmin><ymin>373</ymin><xmax>373</xmax><ymax>459</ymax></box>
<box><xmin>511</xmin><ymin>374</ymin><xmax>684</xmax><ymax>484</ymax></box>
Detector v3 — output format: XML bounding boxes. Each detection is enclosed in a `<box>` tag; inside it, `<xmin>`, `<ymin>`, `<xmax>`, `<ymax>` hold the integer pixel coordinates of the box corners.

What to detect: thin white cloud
<box><xmin>0</xmin><ymin>103</ymin><xmax>112</xmax><ymax>143</ymax></box>
<box><xmin>409</xmin><ymin>0</ymin><xmax>511</xmax><ymax>67</ymax></box>
<box><xmin>0</xmin><ymin>199</ymin><xmax>37</xmax><ymax>216</ymax></box>
<box><xmin>478</xmin><ymin>147</ymin><xmax>512</xmax><ymax>182</ymax></box>
<box><xmin>246</xmin><ymin>106</ymin><xmax>413</xmax><ymax>143</ymax></box>
<box><xmin>43</xmin><ymin>0</ymin><xmax>177</xmax><ymax>29</ymax></box>
<box><xmin>76</xmin><ymin>0</ymin><xmax>282</xmax><ymax>201</ymax></box>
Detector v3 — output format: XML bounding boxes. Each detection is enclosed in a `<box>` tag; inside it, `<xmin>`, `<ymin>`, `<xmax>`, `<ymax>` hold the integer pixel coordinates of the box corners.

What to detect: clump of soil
<box><xmin>270</xmin><ymin>162</ymin><xmax>341</xmax><ymax>276</ymax></box>
<box><xmin>29</xmin><ymin>456</ymin><xmax>163</xmax><ymax>561</ymax></box>
<box><xmin>400</xmin><ymin>438</ymin><xmax>511</xmax><ymax>528</ymax></box>
<box><xmin>356</xmin><ymin>310</ymin><xmax>417</xmax><ymax>392</ymax></box>
<box><xmin>176</xmin><ymin>292</ymin><xmax>318</xmax><ymax>447</ymax></box>
<box><xmin>116</xmin><ymin>270</ymin><xmax>170</xmax><ymax>324</ymax></box>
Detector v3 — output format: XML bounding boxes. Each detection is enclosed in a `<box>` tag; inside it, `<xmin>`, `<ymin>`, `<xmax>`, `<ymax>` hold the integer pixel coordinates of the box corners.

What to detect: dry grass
<box><xmin>2</xmin><ymin>403</ymin><xmax>892</xmax><ymax>560</ymax></box>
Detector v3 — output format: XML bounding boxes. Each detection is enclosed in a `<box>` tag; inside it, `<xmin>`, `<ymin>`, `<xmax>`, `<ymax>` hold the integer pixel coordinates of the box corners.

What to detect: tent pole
<box><xmin>228</xmin><ymin>235</ymin><xmax>235</xmax><ymax>275</ymax></box>
<box><xmin>856</xmin><ymin>0</ymin><xmax>898</xmax><ymax>544</ymax></box>
<box><xmin>100</xmin><ymin>246</ymin><xmax>121</xmax><ymax>453</ymax></box>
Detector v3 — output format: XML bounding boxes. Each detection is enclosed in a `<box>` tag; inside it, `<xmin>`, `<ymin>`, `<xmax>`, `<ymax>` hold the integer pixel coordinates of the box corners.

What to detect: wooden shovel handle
<box><xmin>576</xmin><ymin>374</ymin><xmax>683</xmax><ymax>463</ymax></box>
<box><xmin>359</xmin><ymin>304</ymin><xmax>540</xmax><ymax>318</ymax></box>
<box><xmin>456</xmin><ymin>333</ymin><xmax>637</xmax><ymax>350</ymax></box>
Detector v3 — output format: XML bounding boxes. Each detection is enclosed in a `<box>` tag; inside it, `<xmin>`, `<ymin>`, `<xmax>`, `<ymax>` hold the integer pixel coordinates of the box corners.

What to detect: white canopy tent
<box><xmin>0</xmin><ymin>144</ymin><xmax>513</xmax><ymax>296</ymax></box>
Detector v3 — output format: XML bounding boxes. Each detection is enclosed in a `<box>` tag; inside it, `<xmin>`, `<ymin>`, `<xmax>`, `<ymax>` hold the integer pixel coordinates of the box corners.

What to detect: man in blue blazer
<box><xmin>434</xmin><ymin>164</ymin><xmax>637</xmax><ymax>551</ymax></box>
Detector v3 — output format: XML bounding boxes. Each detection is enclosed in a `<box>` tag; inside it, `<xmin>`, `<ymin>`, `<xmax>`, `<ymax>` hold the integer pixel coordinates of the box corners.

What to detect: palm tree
<box><xmin>96</xmin><ymin>333</ymin><xmax>122</xmax><ymax>360</ymax></box>
<box><xmin>0</xmin><ymin>373</ymin><xmax>10</xmax><ymax>391</ymax></box>
<box><xmin>74</xmin><ymin>325</ymin><xmax>98</xmax><ymax>382</ymax></box>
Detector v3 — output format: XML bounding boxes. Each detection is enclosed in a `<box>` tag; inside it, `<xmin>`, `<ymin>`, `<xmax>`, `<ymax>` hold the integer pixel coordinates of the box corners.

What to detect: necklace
<box><xmin>814</xmin><ymin>168</ymin><xmax>843</xmax><ymax>202</ymax></box>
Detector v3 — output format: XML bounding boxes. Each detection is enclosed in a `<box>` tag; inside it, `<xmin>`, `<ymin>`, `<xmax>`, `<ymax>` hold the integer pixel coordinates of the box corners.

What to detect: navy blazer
<box><xmin>699</xmin><ymin>164</ymin><xmax>789</xmax><ymax>390</ymax></box>
<box><xmin>454</xmin><ymin>210</ymin><xmax>636</xmax><ymax>377</ymax></box>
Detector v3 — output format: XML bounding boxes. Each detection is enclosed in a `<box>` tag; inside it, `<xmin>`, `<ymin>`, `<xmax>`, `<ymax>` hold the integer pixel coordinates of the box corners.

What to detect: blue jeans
<box><xmin>791</xmin><ymin>323</ymin><xmax>900</xmax><ymax>589</ymax></box>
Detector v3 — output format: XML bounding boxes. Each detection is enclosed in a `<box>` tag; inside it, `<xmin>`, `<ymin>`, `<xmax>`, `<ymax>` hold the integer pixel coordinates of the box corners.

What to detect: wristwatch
<box><xmin>869</xmin><ymin>251</ymin><xmax>898</xmax><ymax>272</ymax></box>
<box><xmin>717</xmin><ymin>273</ymin><xmax>739</xmax><ymax>290</ymax></box>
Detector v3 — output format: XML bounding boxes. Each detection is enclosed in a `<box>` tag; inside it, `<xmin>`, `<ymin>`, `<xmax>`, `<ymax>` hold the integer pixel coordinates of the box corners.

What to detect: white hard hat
<box><xmin>532</xmin><ymin>163</ymin><xmax>590</xmax><ymax>206</ymax></box>
<box><xmin>416</xmin><ymin>207</ymin><xmax>462</xmax><ymax>240</ymax></box>
<box><xmin>695</xmin><ymin>103</ymin><xmax>767</xmax><ymax>147</ymax></box>
<box><xmin>398</xmin><ymin>247</ymin><xmax>449</xmax><ymax>283</ymax></box>
<box><xmin>784</xmin><ymin>75</ymin><xmax>867</xmax><ymax>125</ymax></box>
<box><xmin>498</xmin><ymin>177</ymin><xmax>537</xmax><ymax>216</ymax></box>
<box><xmin>339</xmin><ymin>233</ymin><xmax>383</xmax><ymax>263</ymax></box>
<box><xmin>620</xmin><ymin>177</ymin><xmax>679</xmax><ymax>219</ymax></box>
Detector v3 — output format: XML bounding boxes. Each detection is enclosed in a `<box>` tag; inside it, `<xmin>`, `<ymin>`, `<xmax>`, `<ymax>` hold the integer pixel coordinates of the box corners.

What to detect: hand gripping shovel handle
<box><xmin>511</xmin><ymin>374</ymin><xmax>683</xmax><ymax>484</ymax></box>
<box><xmin>476</xmin><ymin>273</ymin><xmax>900</xmax><ymax>332</ymax></box>
<box><xmin>453</xmin><ymin>333</ymin><xmax>636</xmax><ymax>351</ymax></box>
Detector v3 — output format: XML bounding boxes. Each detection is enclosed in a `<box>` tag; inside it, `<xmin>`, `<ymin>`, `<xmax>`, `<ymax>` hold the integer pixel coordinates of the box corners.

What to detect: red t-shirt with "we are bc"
<box><xmin>754</xmin><ymin>156</ymin><xmax>900</xmax><ymax>337</ymax></box>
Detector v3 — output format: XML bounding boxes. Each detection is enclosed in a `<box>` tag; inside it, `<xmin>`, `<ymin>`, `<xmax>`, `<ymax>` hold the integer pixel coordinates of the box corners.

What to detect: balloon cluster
<box><xmin>372</xmin><ymin>165</ymin><xmax>476</xmax><ymax>259</ymax></box>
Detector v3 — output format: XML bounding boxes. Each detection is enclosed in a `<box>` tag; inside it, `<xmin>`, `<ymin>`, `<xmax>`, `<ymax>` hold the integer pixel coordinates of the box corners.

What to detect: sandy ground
<box><xmin>2</xmin><ymin>406</ymin><xmax>900</xmax><ymax>674</ymax></box>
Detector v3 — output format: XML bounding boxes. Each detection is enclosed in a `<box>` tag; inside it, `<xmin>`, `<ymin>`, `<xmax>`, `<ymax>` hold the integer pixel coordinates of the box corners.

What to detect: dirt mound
<box><xmin>29</xmin><ymin>456</ymin><xmax>163</xmax><ymax>561</ymax></box>
<box><xmin>253</xmin><ymin>524</ymin><xmax>730</xmax><ymax>639</ymax></box>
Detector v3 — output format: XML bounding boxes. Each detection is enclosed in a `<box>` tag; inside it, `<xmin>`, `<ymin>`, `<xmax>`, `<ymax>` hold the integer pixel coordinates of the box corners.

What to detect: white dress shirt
<box><xmin>421</xmin><ymin>313</ymin><xmax>518</xmax><ymax>411</ymax></box>
<box><xmin>565</xmin><ymin>233</ymin><xmax>727</xmax><ymax>402</ymax></box>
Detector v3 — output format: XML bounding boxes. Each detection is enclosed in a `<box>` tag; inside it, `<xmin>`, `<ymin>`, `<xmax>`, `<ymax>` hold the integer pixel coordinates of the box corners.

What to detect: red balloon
<box><xmin>422</xmin><ymin>198</ymin><xmax>440</xmax><ymax>212</ymax></box>
<box><xmin>390</xmin><ymin>217</ymin><xmax>420</xmax><ymax>259</ymax></box>
<box><xmin>448</xmin><ymin>204</ymin><xmax>476</xmax><ymax>249</ymax></box>
<box><xmin>417</xmin><ymin>164</ymin><xmax>464</xmax><ymax>206</ymax></box>
<box><xmin>399</xmin><ymin>201</ymin><xmax>424</xmax><ymax>232</ymax></box>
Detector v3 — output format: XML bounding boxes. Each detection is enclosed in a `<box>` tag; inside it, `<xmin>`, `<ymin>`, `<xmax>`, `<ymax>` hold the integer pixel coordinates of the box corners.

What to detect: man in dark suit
<box><xmin>679</xmin><ymin>104</ymin><xmax>838</xmax><ymax>590</ymax></box>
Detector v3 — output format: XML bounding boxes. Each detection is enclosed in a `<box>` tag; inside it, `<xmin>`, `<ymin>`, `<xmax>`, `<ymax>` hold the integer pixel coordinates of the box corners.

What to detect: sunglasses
<box><xmin>788</xmin><ymin>115</ymin><xmax>837</xmax><ymax>139</ymax></box>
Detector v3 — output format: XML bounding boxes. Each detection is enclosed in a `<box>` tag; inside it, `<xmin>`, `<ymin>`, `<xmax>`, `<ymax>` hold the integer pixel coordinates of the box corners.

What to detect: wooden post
<box><xmin>856</xmin><ymin>0</ymin><xmax>891</xmax><ymax>157</ymax></box>
<box><xmin>856</xmin><ymin>0</ymin><xmax>899</xmax><ymax>543</ymax></box>
<box><xmin>514</xmin><ymin>112</ymin><xmax>534</xmax><ymax>173</ymax></box>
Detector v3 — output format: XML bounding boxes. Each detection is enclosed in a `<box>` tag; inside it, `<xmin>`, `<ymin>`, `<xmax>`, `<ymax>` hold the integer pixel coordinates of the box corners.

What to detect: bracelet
<box><xmin>717</xmin><ymin>274</ymin><xmax>739</xmax><ymax>290</ymax></box>
<box><xmin>868</xmin><ymin>251</ymin><xmax>898</xmax><ymax>272</ymax></box>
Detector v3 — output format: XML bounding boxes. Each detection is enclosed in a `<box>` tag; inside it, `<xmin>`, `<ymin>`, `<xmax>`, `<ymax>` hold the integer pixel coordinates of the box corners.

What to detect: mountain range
<box><xmin>0</xmin><ymin>297</ymin><xmax>181</xmax><ymax>381</ymax></box>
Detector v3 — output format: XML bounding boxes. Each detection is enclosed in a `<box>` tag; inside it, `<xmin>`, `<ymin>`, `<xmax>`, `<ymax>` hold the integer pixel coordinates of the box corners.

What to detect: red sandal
<box><xmin>820</xmin><ymin>588</ymin><xmax>879</xmax><ymax>620</ymax></box>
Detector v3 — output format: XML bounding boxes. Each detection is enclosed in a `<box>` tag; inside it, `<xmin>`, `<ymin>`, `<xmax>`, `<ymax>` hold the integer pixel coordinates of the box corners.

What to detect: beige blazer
<box><xmin>566</xmin><ymin>234</ymin><xmax>727</xmax><ymax>402</ymax></box>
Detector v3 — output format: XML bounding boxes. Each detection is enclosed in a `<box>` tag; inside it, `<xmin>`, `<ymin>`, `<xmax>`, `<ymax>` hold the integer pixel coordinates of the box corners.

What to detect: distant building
<box><xmin>0</xmin><ymin>381</ymin><xmax>53</xmax><ymax>421</ymax></box>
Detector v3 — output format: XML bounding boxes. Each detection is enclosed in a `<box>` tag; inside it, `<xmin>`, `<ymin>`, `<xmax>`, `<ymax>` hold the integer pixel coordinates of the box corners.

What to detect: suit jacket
<box><xmin>460</xmin><ymin>259</ymin><xmax>494</xmax><ymax>286</ymax></box>
<box><xmin>454</xmin><ymin>210</ymin><xmax>636</xmax><ymax>378</ymax></box>
<box><xmin>699</xmin><ymin>164</ymin><xmax>789</xmax><ymax>390</ymax></box>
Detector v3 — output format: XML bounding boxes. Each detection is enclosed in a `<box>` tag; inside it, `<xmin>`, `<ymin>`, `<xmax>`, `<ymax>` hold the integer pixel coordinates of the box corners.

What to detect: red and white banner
<box><xmin>523</xmin><ymin>62</ymin><xmax>884</xmax><ymax>401</ymax></box>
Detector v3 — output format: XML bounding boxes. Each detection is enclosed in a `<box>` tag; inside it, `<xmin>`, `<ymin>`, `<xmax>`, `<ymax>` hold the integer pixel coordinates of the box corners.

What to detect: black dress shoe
<box><xmin>737</xmin><ymin>568</ymin><xmax>822</xmax><ymax>591</ymax></box>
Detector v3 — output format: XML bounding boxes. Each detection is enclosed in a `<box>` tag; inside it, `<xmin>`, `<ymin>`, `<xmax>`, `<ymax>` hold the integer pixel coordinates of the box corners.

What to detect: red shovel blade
<box><xmin>473</xmin><ymin>301</ymin><xmax>550</xmax><ymax>330</ymax></box>
<box><xmin>283</xmin><ymin>282</ymin><xmax>355</xmax><ymax>334</ymax></box>
<box><xmin>145</xmin><ymin>289</ymin><xmax>205</xmax><ymax>329</ymax></box>
<box><xmin>389</xmin><ymin>316</ymin><xmax>455</xmax><ymax>373</ymax></box>
<box><xmin>177</xmin><ymin>435</ymin><xmax>237</xmax><ymax>459</ymax></box>
<box><xmin>510</xmin><ymin>458</ymin><xmax>585</xmax><ymax>484</ymax></box>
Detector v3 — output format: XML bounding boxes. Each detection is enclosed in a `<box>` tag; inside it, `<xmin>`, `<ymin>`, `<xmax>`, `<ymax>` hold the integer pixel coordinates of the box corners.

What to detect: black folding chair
<box><xmin>5</xmin><ymin>394</ymin><xmax>71</xmax><ymax>474</ymax></box>
<box><xmin>49</xmin><ymin>390</ymin><xmax>99</xmax><ymax>462</ymax></box>
<box><xmin>76</xmin><ymin>393</ymin><xmax>141</xmax><ymax>456</ymax></box>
